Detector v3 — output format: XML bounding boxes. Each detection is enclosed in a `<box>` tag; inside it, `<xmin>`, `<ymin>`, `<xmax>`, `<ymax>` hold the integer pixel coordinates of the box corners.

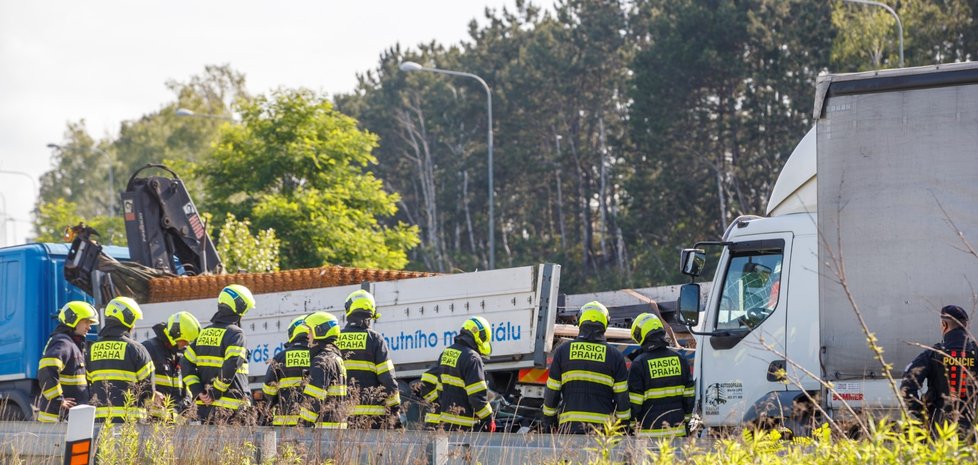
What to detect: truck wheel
<box><xmin>0</xmin><ymin>400</ymin><xmax>27</xmax><ymax>421</ymax></box>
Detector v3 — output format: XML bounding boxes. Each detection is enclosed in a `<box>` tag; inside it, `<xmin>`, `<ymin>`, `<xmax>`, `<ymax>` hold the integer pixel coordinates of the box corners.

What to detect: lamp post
<box><xmin>175</xmin><ymin>108</ymin><xmax>237</xmax><ymax>122</ymax></box>
<box><xmin>399</xmin><ymin>61</ymin><xmax>496</xmax><ymax>269</ymax></box>
<box><xmin>0</xmin><ymin>170</ymin><xmax>37</xmax><ymax>246</ymax></box>
<box><xmin>47</xmin><ymin>144</ymin><xmax>115</xmax><ymax>215</ymax></box>
<box><xmin>843</xmin><ymin>0</ymin><xmax>904</xmax><ymax>68</ymax></box>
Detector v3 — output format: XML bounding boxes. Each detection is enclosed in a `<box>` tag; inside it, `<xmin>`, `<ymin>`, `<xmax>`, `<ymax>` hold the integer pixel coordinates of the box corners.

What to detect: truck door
<box><xmin>699</xmin><ymin>234</ymin><xmax>791</xmax><ymax>427</ymax></box>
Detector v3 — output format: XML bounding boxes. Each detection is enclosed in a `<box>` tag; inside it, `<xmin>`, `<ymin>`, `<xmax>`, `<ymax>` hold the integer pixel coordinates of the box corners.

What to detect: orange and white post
<box><xmin>63</xmin><ymin>405</ymin><xmax>95</xmax><ymax>465</ymax></box>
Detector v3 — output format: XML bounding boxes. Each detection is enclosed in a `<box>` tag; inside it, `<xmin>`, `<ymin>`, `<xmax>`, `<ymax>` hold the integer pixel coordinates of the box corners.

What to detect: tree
<box><xmin>200</xmin><ymin>89</ymin><xmax>419</xmax><ymax>270</ymax></box>
<box><xmin>215</xmin><ymin>213</ymin><xmax>280</xmax><ymax>273</ymax></box>
<box><xmin>626</xmin><ymin>0</ymin><xmax>833</xmax><ymax>285</ymax></box>
<box><xmin>34</xmin><ymin>198</ymin><xmax>125</xmax><ymax>245</ymax></box>
<box><xmin>37</xmin><ymin>65</ymin><xmax>246</xmax><ymax>224</ymax></box>
<box><xmin>831</xmin><ymin>0</ymin><xmax>975</xmax><ymax>71</ymax></box>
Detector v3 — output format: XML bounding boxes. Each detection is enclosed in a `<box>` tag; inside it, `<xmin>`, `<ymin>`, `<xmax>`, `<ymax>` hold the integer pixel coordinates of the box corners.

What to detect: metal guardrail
<box><xmin>0</xmin><ymin>422</ymin><xmax>686</xmax><ymax>464</ymax></box>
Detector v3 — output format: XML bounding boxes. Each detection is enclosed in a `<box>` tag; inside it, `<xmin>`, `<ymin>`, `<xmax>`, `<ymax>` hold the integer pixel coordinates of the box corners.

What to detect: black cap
<box><xmin>941</xmin><ymin>305</ymin><xmax>969</xmax><ymax>323</ymax></box>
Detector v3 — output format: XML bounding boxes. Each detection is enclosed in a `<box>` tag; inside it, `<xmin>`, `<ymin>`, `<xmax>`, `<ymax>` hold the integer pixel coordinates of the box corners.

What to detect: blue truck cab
<box><xmin>0</xmin><ymin>242</ymin><xmax>129</xmax><ymax>420</ymax></box>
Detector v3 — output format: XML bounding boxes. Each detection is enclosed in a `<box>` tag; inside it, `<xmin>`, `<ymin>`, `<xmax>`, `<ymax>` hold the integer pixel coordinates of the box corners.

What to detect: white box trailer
<box><xmin>134</xmin><ymin>264</ymin><xmax>559</xmax><ymax>385</ymax></box>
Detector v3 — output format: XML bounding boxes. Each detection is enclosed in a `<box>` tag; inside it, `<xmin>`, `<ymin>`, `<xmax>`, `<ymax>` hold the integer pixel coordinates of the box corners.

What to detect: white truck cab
<box><xmin>677</xmin><ymin>62</ymin><xmax>978</xmax><ymax>432</ymax></box>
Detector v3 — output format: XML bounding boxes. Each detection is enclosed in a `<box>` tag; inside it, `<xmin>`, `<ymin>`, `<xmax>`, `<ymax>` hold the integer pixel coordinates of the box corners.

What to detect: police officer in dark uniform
<box><xmin>299</xmin><ymin>311</ymin><xmax>348</xmax><ymax>429</ymax></box>
<box><xmin>262</xmin><ymin>315</ymin><xmax>311</xmax><ymax>426</ymax></box>
<box><xmin>901</xmin><ymin>304</ymin><xmax>977</xmax><ymax>434</ymax></box>
<box><xmin>87</xmin><ymin>297</ymin><xmax>156</xmax><ymax>423</ymax></box>
<box><xmin>542</xmin><ymin>301</ymin><xmax>630</xmax><ymax>433</ymax></box>
<box><xmin>627</xmin><ymin>312</ymin><xmax>694</xmax><ymax>438</ymax></box>
<box><xmin>36</xmin><ymin>301</ymin><xmax>99</xmax><ymax>423</ymax></box>
<box><xmin>142</xmin><ymin>311</ymin><xmax>201</xmax><ymax>419</ymax></box>
<box><xmin>335</xmin><ymin>290</ymin><xmax>401</xmax><ymax>428</ymax></box>
<box><xmin>424</xmin><ymin>316</ymin><xmax>495</xmax><ymax>431</ymax></box>
<box><xmin>182</xmin><ymin>284</ymin><xmax>255</xmax><ymax>423</ymax></box>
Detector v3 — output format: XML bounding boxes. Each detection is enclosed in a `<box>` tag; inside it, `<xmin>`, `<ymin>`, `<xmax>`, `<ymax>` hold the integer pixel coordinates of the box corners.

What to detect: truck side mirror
<box><xmin>680</xmin><ymin>249</ymin><xmax>706</xmax><ymax>277</ymax></box>
<box><xmin>677</xmin><ymin>283</ymin><xmax>701</xmax><ymax>327</ymax></box>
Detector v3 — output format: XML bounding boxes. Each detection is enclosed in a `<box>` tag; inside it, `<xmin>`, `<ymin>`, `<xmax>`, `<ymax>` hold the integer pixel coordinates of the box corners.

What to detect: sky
<box><xmin>0</xmin><ymin>0</ymin><xmax>530</xmax><ymax>247</ymax></box>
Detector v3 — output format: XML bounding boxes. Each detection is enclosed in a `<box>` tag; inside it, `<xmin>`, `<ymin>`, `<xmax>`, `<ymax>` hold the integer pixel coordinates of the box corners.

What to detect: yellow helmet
<box><xmin>305</xmin><ymin>311</ymin><xmax>341</xmax><ymax>341</ymax></box>
<box><xmin>164</xmin><ymin>311</ymin><xmax>202</xmax><ymax>346</ymax></box>
<box><xmin>58</xmin><ymin>301</ymin><xmax>99</xmax><ymax>328</ymax></box>
<box><xmin>105</xmin><ymin>296</ymin><xmax>143</xmax><ymax>329</ymax></box>
<box><xmin>631</xmin><ymin>312</ymin><xmax>665</xmax><ymax>346</ymax></box>
<box><xmin>578</xmin><ymin>301</ymin><xmax>609</xmax><ymax>329</ymax></box>
<box><xmin>345</xmin><ymin>289</ymin><xmax>379</xmax><ymax>320</ymax></box>
<box><xmin>219</xmin><ymin>284</ymin><xmax>255</xmax><ymax>316</ymax></box>
<box><xmin>461</xmin><ymin>316</ymin><xmax>492</xmax><ymax>357</ymax></box>
<box><xmin>287</xmin><ymin>315</ymin><xmax>311</xmax><ymax>342</ymax></box>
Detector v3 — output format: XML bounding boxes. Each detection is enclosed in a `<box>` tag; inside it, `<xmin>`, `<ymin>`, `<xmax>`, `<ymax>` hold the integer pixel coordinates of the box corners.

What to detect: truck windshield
<box><xmin>715</xmin><ymin>249</ymin><xmax>783</xmax><ymax>331</ymax></box>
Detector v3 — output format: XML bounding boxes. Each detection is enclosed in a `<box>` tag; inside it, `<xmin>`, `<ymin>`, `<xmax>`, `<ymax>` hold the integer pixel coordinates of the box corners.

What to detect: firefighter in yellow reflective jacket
<box><xmin>142</xmin><ymin>311</ymin><xmax>201</xmax><ymax>419</ymax></box>
<box><xmin>262</xmin><ymin>315</ymin><xmax>311</xmax><ymax>426</ymax></box>
<box><xmin>299</xmin><ymin>311</ymin><xmax>348</xmax><ymax>428</ymax></box>
<box><xmin>86</xmin><ymin>297</ymin><xmax>156</xmax><ymax>423</ymax></box>
<box><xmin>182</xmin><ymin>284</ymin><xmax>255</xmax><ymax>423</ymax></box>
<box><xmin>424</xmin><ymin>316</ymin><xmax>495</xmax><ymax>431</ymax></box>
<box><xmin>418</xmin><ymin>364</ymin><xmax>442</xmax><ymax>429</ymax></box>
<box><xmin>36</xmin><ymin>301</ymin><xmax>99</xmax><ymax>423</ymax></box>
<box><xmin>627</xmin><ymin>313</ymin><xmax>694</xmax><ymax>438</ymax></box>
<box><xmin>542</xmin><ymin>302</ymin><xmax>630</xmax><ymax>433</ymax></box>
<box><xmin>335</xmin><ymin>290</ymin><xmax>401</xmax><ymax>428</ymax></box>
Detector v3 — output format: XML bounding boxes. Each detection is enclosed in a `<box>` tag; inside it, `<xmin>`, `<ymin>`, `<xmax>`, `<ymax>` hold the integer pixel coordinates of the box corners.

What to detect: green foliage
<box><xmin>201</xmin><ymin>88</ymin><xmax>419</xmax><ymax>270</ymax></box>
<box><xmin>625</xmin><ymin>0</ymin><xmax>832</xmax><ymax>286</ymax></box>
<box><xmin>32</xmin><ymin>1</ymin><xmax>978</xmax><ymax>291</ymax></box>
<box><xmin>37</xmin><ymin>65</ymin><xmax>245</xmax><ymax>240</ymax></box>
<box><xmin>831</xmin><ymin>0</ymin><xmax>975</xmax><ymax>71</ymax></box>
<box><xmin>34</xmin><ymin>198</ymin><xmax>125</xmax><ymax>245</ymax></box>
<box><xmin>216</xmin><ymin>213</ymin><xmax>281</xmax><ymax>273</ymax></box>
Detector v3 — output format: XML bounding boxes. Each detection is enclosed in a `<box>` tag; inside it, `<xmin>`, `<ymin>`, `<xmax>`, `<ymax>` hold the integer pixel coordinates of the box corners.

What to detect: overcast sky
<box><xmin>0</xmin><ymin>0</ymin><xmax>532</xmax><ymax>246</ymax></box>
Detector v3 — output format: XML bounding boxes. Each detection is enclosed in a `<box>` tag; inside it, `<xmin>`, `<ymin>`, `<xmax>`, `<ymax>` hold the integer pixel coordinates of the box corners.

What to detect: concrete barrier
<box><xmin>0</xmin><ymin>422</ymin><xmax>684</xmax><ymax>464</ymax></box>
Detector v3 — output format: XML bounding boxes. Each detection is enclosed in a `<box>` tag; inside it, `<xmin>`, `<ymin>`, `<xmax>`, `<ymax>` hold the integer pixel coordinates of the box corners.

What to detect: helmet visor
<box><xmin>477</xmin><ymin>338</ymin><xmax>492</xmax><ymax>357</ymax></box>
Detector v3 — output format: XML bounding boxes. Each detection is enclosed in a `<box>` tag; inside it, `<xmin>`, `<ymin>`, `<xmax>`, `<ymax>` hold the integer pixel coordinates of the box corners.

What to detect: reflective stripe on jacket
<box><xmin>336</xmin><ymin>323</ymin><xmax>400</xmax><ymax>415</ymax></box>
<box><xmin>628</xmin><ymin>346</ymin><xmax>694</xmax><ymax>438</ymax></box>
<box><xmin>543</xmin><ymin>334</ymin><xmax>630</xmax><ymax>433</ymax></box>
<box><xmin>299</xmin><ymin>343</ymin><xmax>347</xmax><ymax>428</ymax></box>
<box><xmin>264</xmin><ymin>341</ymin><xmax>311</xmax><ymax>426</ymax></box>
<box><xmin>87</xmin><ymin>326</ymin><xmax>155</xmax><ymax>423</ymax></box>
<box><xmin>142</xmin><ymin>326</ymin><xmax>188</xmax><ymax>414</ymax></box>
<box><xmin>36</xmin><ymin>329</ymin><xmax>89</xmax><ymax>422</ymax></box>
<box><xmin>182</xmin><ymin>317</ymin><xmax>250</xmax><ymax>411</ymax></box>
<box><xmin>432</xmin><ymin>340</ymin><xmax>492</xmax><ymax>431</ymax></box>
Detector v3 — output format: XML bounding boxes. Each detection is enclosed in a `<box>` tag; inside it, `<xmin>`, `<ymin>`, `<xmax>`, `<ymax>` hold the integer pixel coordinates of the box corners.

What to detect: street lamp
<box><xmin>47</xmin><ymin>144</ymin><xmax>116</xmax><ymax>215</ymax></box>
<box><xmin>176</xmin><ymin>108</ymin><xmax>237</xmax><ymax>122</ymax></box>
<box><xmin>843</xmin><ymin>0</ymin><xmax>904</xmax><ymax>68</ymax></box>
<box><xmin>399</xmin><ymin>61</ymin><xmax>496</xmax><ymax>269</ymax></box>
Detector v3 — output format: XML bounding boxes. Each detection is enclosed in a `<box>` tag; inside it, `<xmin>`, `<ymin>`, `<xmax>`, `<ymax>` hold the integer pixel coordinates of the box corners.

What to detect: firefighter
<box><xmin>901</xmin><ymin>305</ymin><xmax>978</xmax><ymax>434</ymax></box>
<box><xmin>36</xmin><ymin>301</ymin><xmax>99</xmax><ymax>423</ymax></box>
<box><xmin>299</xmin><ymin>311</ymin><xmax>348</xmax><ymax>428</ymax></box>
<box><xmin>182</xmin><ymin>284</ymin><xmax>255</xmax><ymax>423</ymax></box>
<box><xmin>142</xmin><ymin>311</ymin><xmax>202</xmax><ymax>419</ymax></box>
<box><xmin>430</xmin><ymin>316</ymin><xmax>494</xmax><ymax>431</ymax></box>
<box><xmin>87</xmin><ymin>296</ymin><xmax>156</xmax><ymax>423</ymax></box>
<box><xmin>418</xmin><ymin>364</ymin><xmax>442</xmax><ymax>429</ymax></box>
<box><xmin>262</xmin><ymin>315</ymin><xmax>311</xmax><ymax>426</ymax></box>
<box><xmin>627</xmin><ymin>312</ymin><xmax>694</xmax><ymax>438</ymax></box>
<box><xmin>335</xmin><ymin>289</ymin><xmax>401</xmax><ymax>428</ymax></box>
<box><xmin>542</xmin><ymin>301</ymin><xmax>630</xmax><ymax>433</ymax></box>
